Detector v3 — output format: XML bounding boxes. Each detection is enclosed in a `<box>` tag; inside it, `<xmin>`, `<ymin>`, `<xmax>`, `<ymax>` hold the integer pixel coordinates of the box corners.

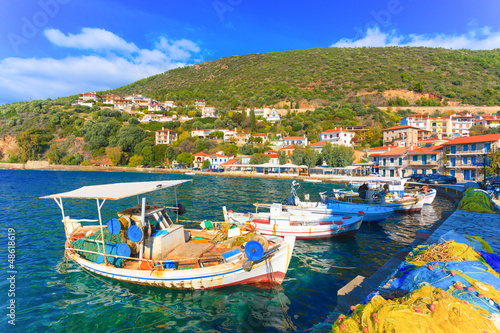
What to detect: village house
<box><xmin>201</xmin><ymin>106</ymin><xmax>217</xmax><ymax>118</ymax></box>
<box><xmin>155</xmin><ymin>127</ymin><xmax>177</xmax><ymax>145</ymax></box>
<box><xmin>207</xmin><ymin>154</ymin><xmax>228</xmax><ymax>169</ymax></box>
<box><xmin>192</xmin><ymin>152</ymin><xmax>209</xmax><ymax>169</ymax></box>
<box><xmin>266</xmin><ymin>109</ymin><xmax>281</xmax><ymax>123</ymax></box>
<box><xmin>320</xmin><ymin>128</ymin><xmax>355</xmax><ymax>147</ymax></box>
<box><xmin>281</xmin><ymin>145</ymin><xmax>295</xmax><ymax>157</ymax></box>
<box><xmin>250</xmin><ymin>133</ymin><xmax>268</xmax><ymax>144</ymax></box>
<box><xmin>378</xmin><ymin>146</ymin><xmax>410</xmax><ymax>177</ymax></box>
<box><xmin>102</xmin><ymin>94</ymin><xmax>121</xmax><ymax>105</ymax></box>
<box><xmin>474</xmin><ymin>114</ymin><xmax>500</xmax><ymax>129</ymax></box>
<box><xmin>191</xmin><ymin>129</ymin><xmax>235</xmax><ymax>142</ymax></box>
<box><xmin>309</xmin><ymin>141</ymin><xmax>327</xmax><ymax>153</ymax></box>
<box><xmin>283</xmin><ymin>136</ymin><xmax>308</xmax><ymax>147</ymax></box>
<box><xmin>383</xmin><ymin>125</ymin><xmax>430</xmax><ymax>147</ymax></box>
<box><xmin>163</xmin><ymin>101</ymin><xmax>175</xmax><ymax>108</ymax></box>
<box><xmin>141</xmin><ymin>114</ymin><xmax>176</xmax><ymax>122</ymax></box>
<box><xmin>407</xmin><ymin>145</ymin><xmax>444</xmax><ymax>176</ymax></box>
<box><xmin>148</xmin><ymin>103</ymin><xmax>165</xmax><ymax>112</ymax></box>
<box><xmin>235</xmin><ymin>132</ymin><xmax>251</xmax><ymax>145</ymax></box>
<box><xmin>194</xmin><ymin>100</ymin><xmax>206</xmax><ymax>108</ymax></box>
<box><xmin>442</xmin><ymin>112</ymin><xmax>474</xmax><ymax>137</ymax></box>
<box><xmin>442</xmin><ymin>133</ymin><xmax>500</xmax><ymax>182</ymax></box>
<box><xmin>113</xmin><ymin>99</ymin><xmax>132</xmax><ymax>110</ymax></box>
<box><xmin>78</xmin><ymin>92</ymin><xmax>101</xmax><ymax>102</ymax></box>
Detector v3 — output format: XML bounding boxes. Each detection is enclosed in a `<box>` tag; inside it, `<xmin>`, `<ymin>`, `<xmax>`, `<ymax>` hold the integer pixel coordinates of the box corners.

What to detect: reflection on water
<box><xmin>0</xmin><ymin>170</ymin><xmax>455</xmax><ymax>332</ymax></box>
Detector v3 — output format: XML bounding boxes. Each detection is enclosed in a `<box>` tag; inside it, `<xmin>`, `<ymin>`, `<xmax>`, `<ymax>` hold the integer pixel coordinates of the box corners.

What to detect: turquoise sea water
<box><xmin>0</xmin><ymin>169</ymin><xmax>454</xmax><ymax>332</ymax></box>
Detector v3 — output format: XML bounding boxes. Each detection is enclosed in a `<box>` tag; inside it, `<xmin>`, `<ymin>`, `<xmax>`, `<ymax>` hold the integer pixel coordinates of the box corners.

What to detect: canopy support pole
<box><xmin>139</xmin><ymin>197</ymin><xmax>146</xmax><ymax>260</ymax></box>
<box><xmin>96</xmin><ymin>198</ymin><xmax>108</xmax><ymax>264</ymax></box>
<box><xmin>54</xmin><ymin>197</ymin><xmax>69</xmax><ymax>239</ymax></box>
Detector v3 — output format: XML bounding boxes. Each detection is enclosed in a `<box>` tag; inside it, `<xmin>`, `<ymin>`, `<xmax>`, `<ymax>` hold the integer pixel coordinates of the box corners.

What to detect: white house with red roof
<box><xmin>155</xmin><ymin>127</ymin><xmax>177</xmax><ymax>145</ymax></box>
<box><xmin>78</xmin><ymin>92</ymin><xmax>101</xmax><ymax>102</ymax></box>
<box><xmin>320</xmin><ymin>128</ymin><xmax>355</xmax><ymax>147</ymax></box>
<box><xmin>102</xmin><ymin>94</ymin><xmax>121</xmax><ymax>105</ymax></box>
<box><xmin>250</xmin><ymin>133</ymin><xmax>268</xmax><ymax>143</ymax></box>
<box><xmin>401</xmin><ymin>114</ymin><xmax>430</xmax><ymax>130</ymax></box>
<box><xmin>191</xmin><ymin>129</ymin><xmax>235</xmax><ymax>142</ymax></box>
<box><xmin>207</xmin><ymin>154</ymin><xmax>228</xmax><ymax>169</ymax></box>
<box><xmin>309</xmin><ymin>141</ymin><xmax>327</xmax><ymax>152</ymax></box>
<box><xmin>114</xmin><ymin>99</ymin><xmax>132</xmax><ymax>110</ymax></box>
<box><xmin>443</xmin><ymin>112</ymin><xmax>474</xmax><ymax>137</ymax></box>
<box><xmin>474</xmin><ymin>114</ymin><xmax>500</xmax><ymax>129</ymax></box>
<box><xmin>442</xmin><ymin>133</ymin><xmax>500</xmax><ymax>181</ymax></box>
<box><xmin>235</xmin><ymin>132</ymin><xmax>251</xmax><ymax>145</ymax></box>
<box><xmin>201</xmin><ymin>106</ymin><xmax>217</xmax><ymax>118</ymax></box>
<box><xmin>283</xmin><ymin>136</ymin><xmax>308</xmax><ymax>147</ymax></box>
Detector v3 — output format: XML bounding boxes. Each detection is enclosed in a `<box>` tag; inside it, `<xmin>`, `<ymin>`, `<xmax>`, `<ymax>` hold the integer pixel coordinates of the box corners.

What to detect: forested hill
<box><xmin>106</xmin><ymin>47</ymin><xmax>500</xmax><ymax>107</ymax></box>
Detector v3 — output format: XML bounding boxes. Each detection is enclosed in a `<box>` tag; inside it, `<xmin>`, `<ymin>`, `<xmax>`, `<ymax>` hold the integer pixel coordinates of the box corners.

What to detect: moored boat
<box><xmin>41</xmin><ymin>180</ymin><xmax>295</xmax><ymax>289</ymax></box>
<box><xmin>285</xmin><ymin>181</ymin><xmax>394</xmax><ymax>223</ymax></box>
<box><xmin>228</xmin><ymin>203</ymin><xmax>363</xmax><ymax>239</ymax></box>
<box><xmin>329</xmin><ymin>177</ymin><xmax>426</xmax><ymax>213</ymax></box>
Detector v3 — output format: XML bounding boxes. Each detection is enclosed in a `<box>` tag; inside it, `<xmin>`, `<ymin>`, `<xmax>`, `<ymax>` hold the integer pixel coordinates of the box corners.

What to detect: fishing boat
<box><xmin>41</xmin><ymin>180</ymin><xmax>295</xmax><ymax>289</ymax></box>
<box><xmin>420</xmin><ymin>187</ymin><xmax>437</xmax><ymax>205</ymax></box>
<box><xmin>303</xmin><ymin>179</ymin><xmax>322</xmax><ymax>183</ymax></box>
<box><xmin>328</xmin><ymin>177</ymin><xmax>426</xmax><ymax>213</ymax></box>
<box><xmin>283</xmin><ymin>181</ymin><xmax>393</xmax><ymax>223</ymax></box>
<box><xmin>227</xmin><ymin>204</ymin><xmax>363</xmax><ymax>239</ymax></box>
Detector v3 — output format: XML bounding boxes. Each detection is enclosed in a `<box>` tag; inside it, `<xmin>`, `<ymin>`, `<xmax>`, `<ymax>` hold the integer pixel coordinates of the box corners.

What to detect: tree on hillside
<box><xmin>321</xmin><ymin>143</ymin><xmax>354</xmax><ymax>167</ymax></box>
<box><xmin>106</xmin><ymin>146</ymin><xmax>124</xmax><ymax>166</ymax></box>
<box><xmin>115</xmin><ymin>125</ymin><xmax>146</xmax><ymax>152</ymax></box>
<box><xmin>16</xmin><ymin>128</ymin><xmax>53</xmax><ymax>162</ymax></box>
<box><xmin>128</xmin><ymin>155</ymin><xmax>143</xmax><ymax>167</ymax></box>
<box><xmin>469</xmin><ymin>124</ymin><xmax>489</xmax><ymax>136</ymax></box>
<box><xmin>291</xmin><ymin>147</ymin><xmax>305</xmax><ymax>165</ymax></box>
<box><xmin>239</xmin><ymin>144</ymin><xmax>254</xmax><ymax>155</ymax></box>
<box><xmin>250</xmin><ymin>110</ymin><xmax>257</xmax><ymax>132</ymax></box>
<box><xmin>249</xmin><ymin>153</ymin><xmax>270</xmax><ymax>165</ymax></box>
<box><xmin>176</xmin><ymin>152</ymin><xmax>194</xmax><ymax>166</ymax></box>
<box><xmin>278</xmin><ymin>150</ymin><xmax>287</xmax><ymax>165</ymax></box>
<box><xmin>303</xmin><ymin>147</ymin><xmax>319</xmax><ymax>168</ymax></box>
<box><xmin>47</xmin><ymin>143</ymin><xmax>64</xmax><ymax>164</ymax></box>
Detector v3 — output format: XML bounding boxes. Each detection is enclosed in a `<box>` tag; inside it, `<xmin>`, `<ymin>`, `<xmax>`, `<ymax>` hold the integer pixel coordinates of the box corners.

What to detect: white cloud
<box><xmin>44</xmin><ymin>27</ymin><xmax>139</xmax><ymax>53</ymax></box>
<box><xmin>0</xmin><ymin>28</ymin><xmax>202</xmax><ymax>104</ymax></box>
<box><xmin>332</xmin><ymin>26</ymin><xmax>500</xmax><ymax>50</ymax></box>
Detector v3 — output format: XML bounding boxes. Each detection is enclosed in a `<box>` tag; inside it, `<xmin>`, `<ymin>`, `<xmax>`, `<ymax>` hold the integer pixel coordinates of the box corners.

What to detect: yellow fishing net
<box><xmin>332</xmin><ymin>285</ymin><xmax>500</xmax><ymax>333</ymax></box>
<box><xmin>458</xmin><ymin>189</ymin><xmax>497</xmax><ymax>214</ymax></box>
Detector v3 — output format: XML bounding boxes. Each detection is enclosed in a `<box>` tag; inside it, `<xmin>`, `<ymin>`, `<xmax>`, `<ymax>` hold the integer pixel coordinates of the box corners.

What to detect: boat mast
<box><xmin>96</xmin><ymin>198</ymin><xmax>109</xmax><ymax>265</ymax></box>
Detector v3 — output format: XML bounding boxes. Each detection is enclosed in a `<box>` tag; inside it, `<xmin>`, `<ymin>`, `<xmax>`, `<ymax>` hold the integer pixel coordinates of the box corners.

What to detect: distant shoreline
<box><xmin>0</xmin><ymin>162</ymin><xmax>335</xmax><ymax>183</ymax></box>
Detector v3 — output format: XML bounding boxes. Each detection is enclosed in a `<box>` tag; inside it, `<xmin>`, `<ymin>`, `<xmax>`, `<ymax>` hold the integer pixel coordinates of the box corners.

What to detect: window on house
<box><xmin>398</xmin><ymin>158</ymin><xmax>402</xmax><ymax>166</ymax></box>
<box><xmin>431</xmin><ymin>155</ymin><xmax>436</xmax><ymax>161</ymax></box>
<box><xmin>451</xmin><ymin>146</ymin><xmax>456</xmax><ymax>154</ymax></box>
<box><xmin>463</xmin><ymin>156</ymin><xmax>468</xmax><ymax>165</ymax></box>
<box><xmin>471</xmin><ymin>144</ymin><xmax>476</xmax><ymax>151</ymax></box>
<box><xmin>471</xmin><ymin>156</ymin><xmax>476</xmax><ymax>164</ymax></box>
<box><xmin>413</xmin><ymin>155</ymin><xmax>417</xmax><ymax>161</ymax></box>
<box><xmin>382</xmin><ymin>158</ymin><xmax>386</xmax><ymax>166</ymax></box>
<box><xmin>463</xmin><ymin>145</ymin><xmax>468</xmax><ymax>152</ymax></box>
<box><xmin>390</xmin><ymin>157</ymin><xmax>394</xmax><ymax>164</ymax></box>
<box><xmin>485</xmin><ymin>143</ymin><xmax>491</xmax><ymax>152</ymax></box>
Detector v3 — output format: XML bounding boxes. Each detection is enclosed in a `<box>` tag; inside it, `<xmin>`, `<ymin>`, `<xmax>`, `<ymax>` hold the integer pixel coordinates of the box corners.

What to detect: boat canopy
<box><xmin>330</xmin><ymin>176</ymin><xmax>408</xmax><ymax>185</ymax></box>
<box><xmin>40</xmin><ymin>180</ymin><xmax>192</xmax><ymax>200</ymax></box>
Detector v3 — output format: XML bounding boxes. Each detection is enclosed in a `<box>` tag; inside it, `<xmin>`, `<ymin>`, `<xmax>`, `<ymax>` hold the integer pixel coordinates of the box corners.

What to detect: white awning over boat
<box><xmin>41</xmin><ymin>180</ymin><xmax>192</xmax><ymax>200</ymax></box>
<box><xmin>330</xmin><ymin>176</ymin><xmax>407</xmax><ymax>184</ymax></box>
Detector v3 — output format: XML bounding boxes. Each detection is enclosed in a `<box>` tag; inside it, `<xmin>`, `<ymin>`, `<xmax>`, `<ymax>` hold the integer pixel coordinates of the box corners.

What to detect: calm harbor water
<box><xmin>0</xmin><ymin>169</ymin><xmax>454</xmax><ymax>332</ymax></box>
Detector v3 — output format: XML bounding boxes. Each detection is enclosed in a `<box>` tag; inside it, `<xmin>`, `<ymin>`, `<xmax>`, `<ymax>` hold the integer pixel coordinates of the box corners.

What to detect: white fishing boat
<box><xmin>420</xmin><ymin>187</ymin><xmax>437</xmax><ymax>205</ymax></box>
<box><xmin>184</xmin><ymin>172</ymin><xmax>196</xmax><ymax>175</ymax></box>
<box><xmin>283</xmin><ymin>182</ymin><xmax>393</xmax><ymax>223</ymax></box>
<box><xmin>303</xmin><ymin>179</ymin><xmax>322</xmax><ymax>183</ymax></box>
<box><xmin>329</xmin><ymin>177</ymin><xmax>426</xmax><ymax>213</ymax></box>
<box><xmin>41</xmin><ymin>180</ymin><xmax>295</xmax><ymax>289</ymax></box>
<box><xmin>228</xmin><ymin>204</ymin><xmax>363</xmax><ymax>239</ymax></box>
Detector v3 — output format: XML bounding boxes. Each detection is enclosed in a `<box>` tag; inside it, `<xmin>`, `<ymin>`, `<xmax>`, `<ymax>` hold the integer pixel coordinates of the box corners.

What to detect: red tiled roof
<box><xmin>322</xmin><ymin>128</ymin><xmax>354</xmax><ymax>134</ymax></box>
<box><xmin>368</xmin><ymin>146</ymin><xmax>396</xmax><ymax>151</ymax></box>
<box><xmin>192</xmin><ymin>152</ymin><xmax>208</xmax><ymax>157</ymax></box>
<box><xmin>383</xmin><ymin>125</ymin><xmax>420</xmax><ymax>132</ymax></box>
<box><xmin>379</xmin><ymin>147</ymin><xmax>409</xmax><ymax>156</ymax></box>
<box><xmin>222</xmin><ymin>158</ymin><xmax>239</xmax><ymax>166</ymax></box>
<box><xmin>369</xmin><ymin>153</ymin><xmax>382</xmax><ymax>157</ymax></box>
<box><xmin>407</xmin><ymin>114</ymin><xmax>429</xmax><ymax>118</ymax></box>
<box><xmin>442</xmin><ymin>134</ymin><xmax>500</xmax><ymax>145</ymax></box>
<box><xmin>407</xmin><ymin>146</ymin><xmax>443</xmax><ymax>155</ymax></box>
<box><xmin>267</xmin><ymin>154</ymin><xmax>279</xmax><ymax>158</ymax></box>
<box><xmin>156</xmin><ymin>128</ymin><xmax>176</xmax><ymax>133</ymax></box>
<box><xmin>310</xmin><ymin>141</ymin><xmax>327</xmax><ymax>146</ymax></box>
<box><xmin>282</xmin><ymin>145</ymin><xmax>295</xmax><ymax>149</ymax></box>
<box><xmin>284</xmin><ymin>136</ymin><xmax>306</xmax><ymax>140</ymax></box>
<box><xmin>251</xmin><ymin>133</ymin><xmax>267</xmax><ymax>137</ymax></box>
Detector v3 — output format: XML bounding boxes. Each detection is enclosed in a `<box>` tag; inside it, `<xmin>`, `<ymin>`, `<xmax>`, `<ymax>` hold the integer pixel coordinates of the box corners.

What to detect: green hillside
<box><xmin>107</xmin><ymin>47</ymin><xmax>500</xmax><ymax>107</ymax></box>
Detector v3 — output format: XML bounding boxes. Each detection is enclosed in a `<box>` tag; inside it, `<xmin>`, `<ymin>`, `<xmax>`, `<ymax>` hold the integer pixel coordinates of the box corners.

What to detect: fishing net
<box><xmin>329</xmin><ymin>237</ymin><xmax>500</xmax><ymax>332</ymax></box>
<box><xmin>332</xmin><ymin>285</ymin><xmax>500</xmax><ymax>333</ymax></box>
<box><xmin>458</xmin><ymin>188</ymin><xmax>497</xmax><ymax>214</ymax></box>
<box><xmin>71</xmin><ymin>229</ymin><xmax>126</xmax><ymax>267</ymax></box>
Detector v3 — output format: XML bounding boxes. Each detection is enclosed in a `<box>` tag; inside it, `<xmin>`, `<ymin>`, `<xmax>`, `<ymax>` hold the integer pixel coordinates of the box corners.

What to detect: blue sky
<box><xmin>0</xmin><ymin>0</ymin><xmax>499</xmax><ymax>104</ymax></box>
